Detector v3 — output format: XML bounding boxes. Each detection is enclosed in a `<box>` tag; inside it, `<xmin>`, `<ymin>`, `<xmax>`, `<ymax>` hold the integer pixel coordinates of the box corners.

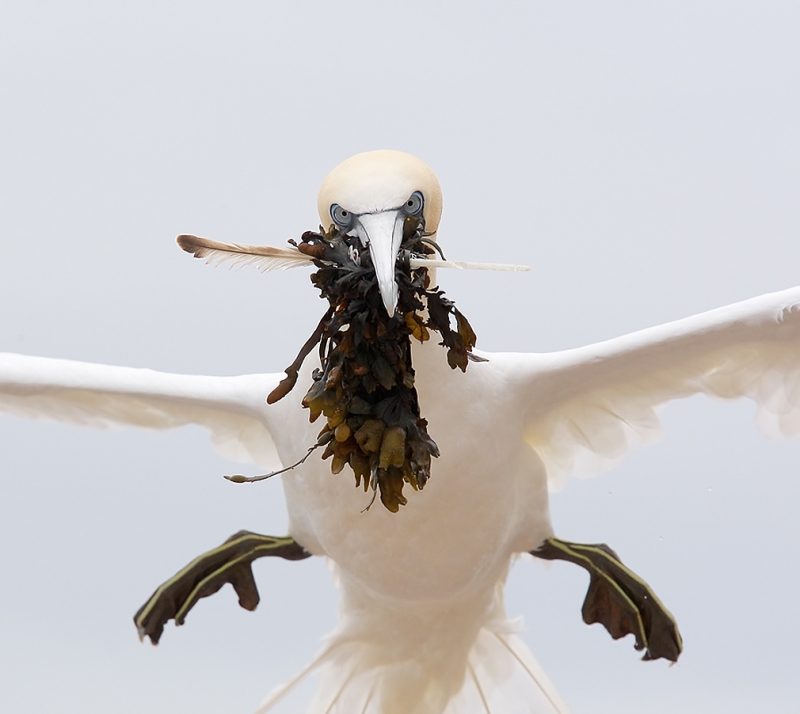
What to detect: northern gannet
<box><xmin>2</xmin><ymin>150</ymin><xmax>799</xmax><ymax>713</ymax></box>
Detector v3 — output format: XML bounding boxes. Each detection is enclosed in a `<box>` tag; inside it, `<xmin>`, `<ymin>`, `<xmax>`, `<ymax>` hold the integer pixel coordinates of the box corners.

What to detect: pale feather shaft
<box><xmin>408</xmin><ymin>258</ymin><xmax>530</xmax><ymax>272</ymax></box>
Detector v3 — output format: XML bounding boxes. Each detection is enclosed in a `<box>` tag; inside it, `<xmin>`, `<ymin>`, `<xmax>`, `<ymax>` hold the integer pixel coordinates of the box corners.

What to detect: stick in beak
<box><xmin>355</xmin><ymin>210</ymin><xmax>405</xmax><ymax>317</ymax></box>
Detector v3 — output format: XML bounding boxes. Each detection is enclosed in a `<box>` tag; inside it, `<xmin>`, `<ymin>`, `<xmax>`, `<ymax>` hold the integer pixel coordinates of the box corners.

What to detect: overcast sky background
<box><xmin>1</xmin><ymin>3</ymin><xmax>799</xmax><ymax>713</ymax></box>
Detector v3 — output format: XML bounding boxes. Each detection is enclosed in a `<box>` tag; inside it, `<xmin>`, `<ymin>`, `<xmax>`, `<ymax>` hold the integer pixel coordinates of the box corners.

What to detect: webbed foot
<box><xmin>134</xmin><ymin>531</ymin><xmax>311</xmax><ymax>644</ymax></box>
<box><xmin>532</xmin><ymin>537</ymin><xmax>682</xmax><ymax>662</ymax></box>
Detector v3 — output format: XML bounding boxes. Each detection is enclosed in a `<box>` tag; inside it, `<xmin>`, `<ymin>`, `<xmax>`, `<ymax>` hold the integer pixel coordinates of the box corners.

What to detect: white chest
<box><xmin>270</xmin><ymin>341</ymin><xmax>553</xmax><ymax>601</ymax></box>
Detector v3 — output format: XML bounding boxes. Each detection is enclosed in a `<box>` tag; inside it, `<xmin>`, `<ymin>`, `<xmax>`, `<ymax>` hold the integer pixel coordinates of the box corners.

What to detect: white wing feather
<box><xmin>177</xmin><ymin>234</ymin><xmax>313</xmax><ymax>272</ymax></box>
<box><xmin>500</xmin><ymin>285</ymin><xmax>800</xmax><ymax>487</ymax></box>
<box><xmin>0</xmin><ymin>353</ymin><xmax>284</xmax><ymax>470</ymax></box>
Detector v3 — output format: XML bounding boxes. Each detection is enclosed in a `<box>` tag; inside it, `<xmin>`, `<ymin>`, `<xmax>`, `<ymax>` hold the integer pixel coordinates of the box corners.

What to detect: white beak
<box><xmin>354</xmin><ymin>210</ymin><xmax>405</xmax><ymax>317</ymax></box>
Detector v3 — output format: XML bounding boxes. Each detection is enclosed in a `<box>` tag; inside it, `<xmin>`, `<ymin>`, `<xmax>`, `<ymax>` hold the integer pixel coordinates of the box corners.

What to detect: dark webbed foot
<box><xmin>134</xmin><ymin>531</ymin><xmax>311</xmax><ymax>644</ymax></box>
<box><xmin>532</xmin><ymin>537</ymin><xmax>682</xmax><ymax>662</ymax></box>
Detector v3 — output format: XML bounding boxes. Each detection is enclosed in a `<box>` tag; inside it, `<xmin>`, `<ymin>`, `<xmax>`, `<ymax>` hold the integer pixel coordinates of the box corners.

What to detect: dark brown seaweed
<box><xmin>268</xmin><ymin>218</ymin><xmax>480</xmax><ymax>512</ymax></box>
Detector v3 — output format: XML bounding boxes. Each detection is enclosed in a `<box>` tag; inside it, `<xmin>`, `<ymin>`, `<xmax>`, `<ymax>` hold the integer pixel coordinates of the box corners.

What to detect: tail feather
<box><xmin>255</xmin><ymin>576</ymin><xmax>570</xmax><ymax>714</ymax></box>
<box><xmin>439</xmin><ymin>628</ymin><xmax>571</xmax><ymax>714</ymax></box>
<box><xmin>466</xmin><ymin>663</ymin><xmax>492</xmax><ymax>714</ymax></box>
<box><xmin>485</xmin><ymin>631</ymin><xmax>572</xmax><ymax>714</ymax></box>
<box><xmin>357</xmin><ymin>682</ymin><xmax>377</xmax><ymax>714</ymax></box>
<box><xmin>254</xmin><ymin>642</ymin><xmax>340</xmax><ymax>714</ymax></box>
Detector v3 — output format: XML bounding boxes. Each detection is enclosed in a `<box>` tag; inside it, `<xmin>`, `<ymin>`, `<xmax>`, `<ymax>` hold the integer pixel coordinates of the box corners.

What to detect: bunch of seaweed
<box><xmin>234</xmin><ymin>216</ymin><xmax>479</xmax><ymax>512</ymax></box>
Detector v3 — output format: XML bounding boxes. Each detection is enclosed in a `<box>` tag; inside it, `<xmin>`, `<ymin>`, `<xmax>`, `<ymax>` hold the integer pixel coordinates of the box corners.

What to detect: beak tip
<box><xmin>383</xmin><ymin>296</ymin><xmax>397</xmax><ymax>318</ymax></box>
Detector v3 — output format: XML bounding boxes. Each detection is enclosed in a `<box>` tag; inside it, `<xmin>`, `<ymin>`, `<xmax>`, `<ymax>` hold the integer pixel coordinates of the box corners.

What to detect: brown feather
<box><xmin>176</xmin><ymin>234</ymin><xmax>312</xmax><ymax>272</ymax></box>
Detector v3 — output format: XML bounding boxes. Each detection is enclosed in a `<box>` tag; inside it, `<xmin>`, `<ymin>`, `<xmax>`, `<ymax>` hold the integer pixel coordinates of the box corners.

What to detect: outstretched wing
<box><xmin>0</xmin><ymin>353</ymin><xmax>284</xmax><ymax>470</ymax></box>
<box><xmin>499</xmin><ymin>286</ymin><xmax>800</xmax><ymax>487</ymax></box>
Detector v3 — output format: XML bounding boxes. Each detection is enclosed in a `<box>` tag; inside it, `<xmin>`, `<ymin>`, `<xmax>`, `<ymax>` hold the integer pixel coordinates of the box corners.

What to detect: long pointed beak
<box><xmin>355</xmin><ymin>210</ymin><xmax>405</xmax><ymax>317</ymax></box>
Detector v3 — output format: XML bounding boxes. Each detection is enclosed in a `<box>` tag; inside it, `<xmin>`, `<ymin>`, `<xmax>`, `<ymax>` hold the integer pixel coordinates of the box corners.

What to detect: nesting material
<box><xmin>267</xmin><ymin>217</ymin><xmax>480</xmax><ymax>512</ymax></box>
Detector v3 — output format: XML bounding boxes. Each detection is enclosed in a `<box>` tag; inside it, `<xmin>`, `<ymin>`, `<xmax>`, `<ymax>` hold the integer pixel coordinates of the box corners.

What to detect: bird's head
<box><xmin>317</xmin><ymin>150</ymin><xmax>443</xmax><ymax>317</ymax></box>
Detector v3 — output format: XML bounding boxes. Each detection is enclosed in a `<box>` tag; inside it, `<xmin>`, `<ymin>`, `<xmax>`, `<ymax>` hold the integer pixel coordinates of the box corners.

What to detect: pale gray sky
<box><xmin>1</xmin><ymin>3</ymin><xmax>799</xmax><ymax>713</ymax></box>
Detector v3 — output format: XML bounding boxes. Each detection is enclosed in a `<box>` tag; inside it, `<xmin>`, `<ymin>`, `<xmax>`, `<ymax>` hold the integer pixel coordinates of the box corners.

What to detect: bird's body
<box><xmin>279</xmin><ymin>338</ymin><xmax>552</xmax><ymax>596</ymax></box>
<box><xmin>2</xmin><ymin>150</ymin><xmax>800</xmax><ymax>713</ymax></box>
<box><xmin>270</xmin><ymin>339</ymin><xmax>557</xmax><ymax>712</ymax></box>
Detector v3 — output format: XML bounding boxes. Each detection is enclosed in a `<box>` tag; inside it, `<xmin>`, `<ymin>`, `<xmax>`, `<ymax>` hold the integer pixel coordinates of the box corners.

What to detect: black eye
<box><xmin>330</xmin><ymin>204</ymin><xmax>352</xmax><ymax>228</ymax></box>
<box><xmin>404</xmin><ymin>191</ymin><xmax>424</xmax><ymax>216</ymax></box>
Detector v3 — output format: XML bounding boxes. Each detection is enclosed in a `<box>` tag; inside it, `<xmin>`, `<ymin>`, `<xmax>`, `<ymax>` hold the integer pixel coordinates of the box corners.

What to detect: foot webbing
<box><xmin>532</xmin><ymin>537</ymin><xmax>682</xmax><ymax>662</ymax></box>
<box><xmin>134</xmin><ymin>531</ymin><xmax>310</xmax><ymax>644</ymax></box>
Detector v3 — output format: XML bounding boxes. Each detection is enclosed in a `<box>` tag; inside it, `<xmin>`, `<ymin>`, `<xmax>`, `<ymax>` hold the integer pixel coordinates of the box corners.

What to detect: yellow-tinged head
<box><xmin>317</xmin><ymin>150</ymin><xmax>443</xmax><ymax>234</ymax></box>
<box><xmin>317</xmin><ymin>150</ymin><xmax>443</xmax><ymax>316</ymax></box>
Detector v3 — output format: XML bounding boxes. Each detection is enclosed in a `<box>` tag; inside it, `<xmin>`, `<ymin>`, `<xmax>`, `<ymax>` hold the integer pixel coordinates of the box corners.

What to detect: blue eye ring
<box><xmin>330</xmin><ymin>204</ymin><xmax>352</xmax><ymax>228</ymax></box>
<box><xmin>404</xmin><ymin>191</ymin><xmax>424</xmax><ymax>216</ymax></box>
